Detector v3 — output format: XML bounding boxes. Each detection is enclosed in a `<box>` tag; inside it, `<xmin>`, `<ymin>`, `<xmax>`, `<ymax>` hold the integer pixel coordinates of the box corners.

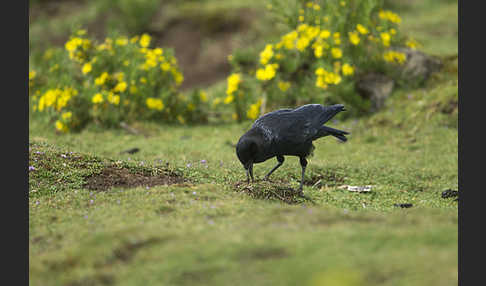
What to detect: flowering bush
<box><xmin>29</xmin><ymin>29</ymin><xmax>209</xmax><ymax>133</ymax></box>
<box><xmin>224</xmin><ymin>0</ymin><xmax>421</xmax><ymax>120</ymax></box>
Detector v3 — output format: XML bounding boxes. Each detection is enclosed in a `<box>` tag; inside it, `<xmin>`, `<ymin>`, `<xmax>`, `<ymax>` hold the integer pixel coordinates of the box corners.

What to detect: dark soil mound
<box><xmin>84</xmin><ymin>166</ymin><xmax>185</xmax><ymax>191</ymax></box>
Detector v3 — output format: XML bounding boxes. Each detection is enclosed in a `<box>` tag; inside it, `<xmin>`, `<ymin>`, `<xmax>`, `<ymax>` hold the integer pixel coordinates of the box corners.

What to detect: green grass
<box><xmin>29</xmin><ymin>69</ymin><xmax>457</xmax><ymax>285</ymax></box>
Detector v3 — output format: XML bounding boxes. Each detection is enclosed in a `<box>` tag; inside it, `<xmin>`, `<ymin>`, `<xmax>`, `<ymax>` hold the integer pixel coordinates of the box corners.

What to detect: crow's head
<box><xmin>236</xmin><ymin>135</ymin><xmax>258</xmax><ymax>169</ymax></box>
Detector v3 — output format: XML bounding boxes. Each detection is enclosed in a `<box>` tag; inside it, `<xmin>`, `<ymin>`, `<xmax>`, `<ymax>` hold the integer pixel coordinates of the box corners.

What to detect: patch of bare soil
<box><xmin>83</xmin><ymin>166</ymin><xmax>185</xmax><ymax>191</ymax></box>
<box><xmin>150</xmin><ymin>7</ymin><xmax>257</xmax><ymax>89</ymax></box>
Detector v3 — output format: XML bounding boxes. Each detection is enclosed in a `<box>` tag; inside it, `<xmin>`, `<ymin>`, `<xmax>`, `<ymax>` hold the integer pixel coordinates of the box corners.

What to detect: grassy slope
<box><xmin>29</xmin><ymin>75</ymin><xmax>458</xmax><ymax>286</ymax></box>
<box><xmin>29</xmin><ymin>1</ymin><xmax>457</xmax><ymax>286</ymax></box>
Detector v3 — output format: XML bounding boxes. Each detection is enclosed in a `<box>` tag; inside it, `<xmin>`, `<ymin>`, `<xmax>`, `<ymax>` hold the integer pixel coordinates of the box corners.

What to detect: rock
<box><xmin>441</xmin><ymin>189</ymin><xmax>459</xmax><ymax>199</ymax></box>
<box><xmin>394</xmin><ymin>47</ymin><xmax>443</xmax><ymax>84</ymax></box>
<box><xmin>338</xmin><ymin>185</ymin><xmax>373</xmax><ymax>193</ymax></box>
<box><xmin>393</xmin><ymin>203</ymin><xmax>413</xmax><ymax>208</ymax></box>
<box><xmin>355</xmin><ymin>72</ymin><xmax>394</xmax><ymax>112</ymax></box>
<box><xmin>120</xmin><ymin>148</ymin><xmax>140</xmax><ymax>154</ymax></box>
<box><xmin>355</xmin><ymin>48</ymin><xmax>442</xmax><ymax>112</ymax></box>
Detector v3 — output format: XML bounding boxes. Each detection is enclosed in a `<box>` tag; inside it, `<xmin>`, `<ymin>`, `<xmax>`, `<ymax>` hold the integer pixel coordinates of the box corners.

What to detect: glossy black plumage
<box><xmin>236</xmin><ymin>104</ymin><xmax>349</xmax><ymax>194</ymax></box>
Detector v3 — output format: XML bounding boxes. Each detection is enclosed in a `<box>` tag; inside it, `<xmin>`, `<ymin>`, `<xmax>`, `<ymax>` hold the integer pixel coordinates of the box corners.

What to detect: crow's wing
<box><xmin>292</xmin><ymin>104</ymin><xmax>346</xmax><ymax>126</ymax></box>
<box><xmin>252</xmin><ymin>104</ymin><xmax>345</xmax><ymax>145</ymax></box>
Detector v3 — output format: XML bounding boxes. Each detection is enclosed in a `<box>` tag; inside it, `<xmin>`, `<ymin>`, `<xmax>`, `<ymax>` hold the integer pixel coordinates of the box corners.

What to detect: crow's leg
<box><xmin>298</xmin><ymin>157</ymin><xmax>308</xmax><ymax>194</ymax></box>
<box><xmin>249</xmin><ymin>162</ymin><xmax>254</xmax><ymax>183</ymax></box>
<box><xmin>264</xmin><ymin>155</ymin><xmax>285</xmax><ymax>180</ymax></box>
<box><xmin>246</xmin><ymin>162</ymin><xmax>255</xmax><ymax>184</ymax></box>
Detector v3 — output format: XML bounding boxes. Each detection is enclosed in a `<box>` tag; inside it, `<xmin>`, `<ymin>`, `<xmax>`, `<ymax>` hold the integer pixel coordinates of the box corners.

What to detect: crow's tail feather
<box><xmin>320</xmin><ymin>126</ymin><xmax>349</xmax><ymax>142</ymax></box>
<box><xmin>333</xmin><ymin>134</ymin><xmax>348</xmax><ymax>142</ymax></box>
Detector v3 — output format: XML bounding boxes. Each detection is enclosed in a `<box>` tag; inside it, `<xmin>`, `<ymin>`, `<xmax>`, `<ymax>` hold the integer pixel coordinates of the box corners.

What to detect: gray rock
<box><xmin>355</xmin><ymin>72</ymin><xmax>394</xmax><ymax>112</ymax></box>
<box><xmin>394</xmin><ymin>47</ymin><xmax>443</xmax><ymax>84</ymax></box>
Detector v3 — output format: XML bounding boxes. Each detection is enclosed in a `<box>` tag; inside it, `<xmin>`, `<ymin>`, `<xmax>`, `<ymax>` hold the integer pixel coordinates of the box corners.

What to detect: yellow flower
<box><xmin>319</xmin><ymin>30</ymin><xmax>331</xmax><ymax>39</ymax></box>
<box><xmin>296</xmin><ymin>36</ymin><xmax>310</xmax><ymax>51</ymax></box>
<box><xmin>348</xmin><ymin>32</ymin><xmax>360</xmax><ymax>45</ymax></box>
<box><xmin>324</xmin><ymin>72</ymin><xmax>341</xmax><ymax>85</ymax></box>
<box><xmin>61</xmin><ymin>111</ymin><xmax>72</xmax><ymax>120</ymax></box>
<box><xmin>315</xmin><ymin>76</ymin><xmax>328</xmax><ymax>89</ymax></box>
<box><xmin>313</xmin><ymin>43</ymin><xmax>323</xmax><ymax>58</ymax></box>
<box><xmin>305</xmin><ymin>25</ymin><xmax>320</xmax><ymax>39</ymax></box>
<box><xmin>299</xmin><ymin>15</ymin><xmax>305</xmax><ymax>22</ymax></box>
<box><xmin>247</xmin><ymin>98</ymin><xmax>263</xmax><ymax>120</ymax></box>
<box><xmin>140</xmin><ymin>77</ymin><xmax>147</xmax><ymax>84</ymax></box>
<box><xmin>340</xmin><ymin>1</ymin><xmax>346</xmax><ymax>6</ymax></box>
<box><xmin>82</xmin><ymin>63</ymin><xmax>92</xmax><ymax>74</ymax></box>
<box><xmin>315</xmin><ymin>68</ymin><xmax>342</xmax><ymax>87</ymax></box>
<box><xmin>342</xmin><ymin>63</ymin><xmax>354</xmax><ymax>76</ymax></box>
<box><xmin>212</xmin><ymin>97</ymin><xmax>222</xmax><ymax>106</ymax></box>
<box><xmin>92</xmin><ymin>93</ymin><xmax>103</xmax><ymax>104</ymax></box>
<box><xmin>107</xmin><ymin>92</ymin><xmax>120</xmax><ymax>105</ymax></box>
<box><xmin>306</xmin><ymin>2</ymin><xmax>313</xmax><ymax>8</ymax></box>
<box><xmin>313</xmin><ymin>4</ymin><xmax>321</xmax><ymax>10</ymax></box>
<box><xmin>226</xmin><ymin>73</ymin><xmax>241</xmax><ymax>95</ymax></box>
<box><xmin>406</xmin><ymin>39</ymin><xmax>420</xmax><ymax>49</ymax></box>
<box><xmin>356</xmin><ymin>24</ymin><xmax>369</xmax><ymax>35</ymax></box>
<box><xmin>383</xmin><ymin>51</ymin><xmax>406</xmax><ymax>64</ymax></box>
<box><xmin>65</xmin><ymin>37</ymin><xmax>82</xmax><ymax>52</ymax></box>
<box><xmin>95</xmin><ymin>72</ymin><xmax>109</xmax><ymax>86</ymax></box>
<box><xmin>130</xmin><ymin>36</ymin><xmax>139</xmax><ymax>43</ymax></box>
<box><xmin>331</xmin><ymin>48</ymin><xmax>342</xmax><ymax>59</ymax></box>
<box><xmin>280</xmin><ymin>31</ymin><xmax>298</xmax><ymax>50</ymax></box>
<box><xmin>199</xmin><ymin>91</ymin><xmax>208</xmax><ymax>102</ymax></box>
<box><xmin>333</xmin><ymin>32</ymin><xmax>341</xmax><ymax>45</ymax></box>
<box><xmin>55</xmin><ymin>120</ymin><xmax>68</xmax><ymax>132</ymax></box>
<box><xmin>172</xmin><ymin>70</ymin><xmax>184</xmax><ymax>85</ymax></box>
<box><xmin>380</xmin><ymin>32</ymin><xmax>391</xmax><ymax>47</ymax></box>
<box><xmin>259</xmin><ymin>44</ymin><xmax>274</xmax><ymax>65</ymax></box>
<box><xmin>146</xmin><ymin>98</ymin><xmax>164</xmax><ymax>110</ymax></box>
<box><xmin>256</xmin><ymin>64</ymin><xmax>278</xmax><ymax>81</ymax></box>
<box><xmin>390</xmin><ymin>28</ymin><xmax>397</xmax><ymax>35</ymax></box>
<box><xmin>161</xmin><ymin>62</ymin><xmax>171</xmax><ymax>71</ymax></box>
<box><xmin>315</xmin><ymin>67</ymin><xmax>326</xmax><ymax>76</ymax></box>
<box><xmin>379</xmin><ymin>10</ymin><xmax>401</xmax><ymax>24</ymax></box>
<box><xmin>56</xmin><ymin>88</ymin><xmax>75</xmax><ymax>111</ymax></box>
<box><xmin>224</xmin><ymin>94</ymin><xmax>234</xmax><ymax>104</ymax></box>
<box><xmin>278</xmin><ymin>81</ymin><xmax>291</xmax><ymax>92</ymax></box>
<box><xmin>114</xmin><ymin>81</ymin><xmax>127</xmax><ymax>93</ymax></box>
<box><xmin>139</xmin><ymin>34</ymin><xmax>151</xmax><ymax>48</ymax></box>
<box><xmin>29</xmin><ymin>70</ymin><xmax>36</xmax><ymax>80</ymax></box>
<box><xmin>115</xmin><ymin>37</ymin><xmax>128</xmax><ymax>46</ymax></box>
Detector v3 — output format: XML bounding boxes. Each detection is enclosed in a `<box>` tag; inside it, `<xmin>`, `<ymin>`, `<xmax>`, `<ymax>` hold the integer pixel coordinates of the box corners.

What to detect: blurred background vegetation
<box><xmin>28</xmin><ymin>0</ymin><xmax>457</xmax><ymax>131</ymax></box>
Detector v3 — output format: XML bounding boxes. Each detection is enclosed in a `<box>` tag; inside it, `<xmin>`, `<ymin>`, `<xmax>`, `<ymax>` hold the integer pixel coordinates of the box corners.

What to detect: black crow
<box><xmin>236</xmin><ymin>104</ymin><xmax>349</xmax><ymax>194</ymax></box>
